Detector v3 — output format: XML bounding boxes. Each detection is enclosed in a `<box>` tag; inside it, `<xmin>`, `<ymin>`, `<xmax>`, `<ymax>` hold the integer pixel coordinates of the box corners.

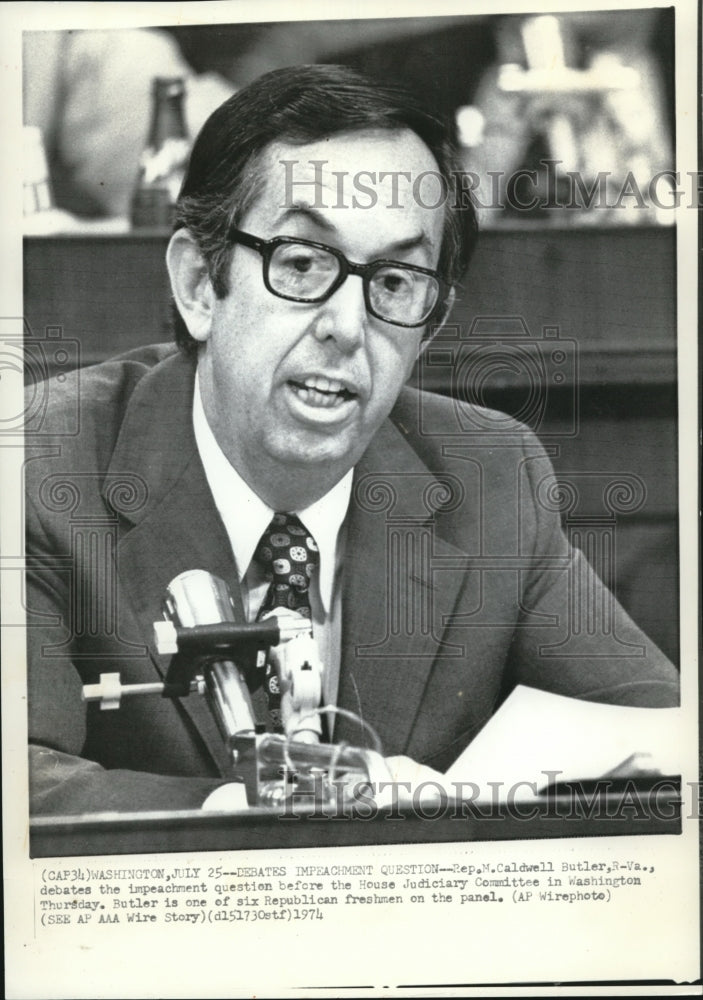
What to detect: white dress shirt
<box><xmin>192</xmin><ymin>374</ymin><xmax>351</xmax><ymax>723</ymax></box>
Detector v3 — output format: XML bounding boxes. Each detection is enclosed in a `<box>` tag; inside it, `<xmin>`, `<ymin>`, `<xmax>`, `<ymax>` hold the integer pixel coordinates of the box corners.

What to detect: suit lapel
<box><xmin>335</xmin><ymin>413</ymin><xmax>473</xmax><ymax>756</ymax></box>
<box><xmin>104</xmin><ymin>353</ymin><xmax>246</xmax><ymax>775</ymax></box>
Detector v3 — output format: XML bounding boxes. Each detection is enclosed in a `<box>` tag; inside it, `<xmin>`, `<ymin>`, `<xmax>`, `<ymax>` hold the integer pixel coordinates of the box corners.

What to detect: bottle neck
<box><xmin>149</xmin><ymin>79</ymin><xmax>187</xmax><ymax>148</ymax></box>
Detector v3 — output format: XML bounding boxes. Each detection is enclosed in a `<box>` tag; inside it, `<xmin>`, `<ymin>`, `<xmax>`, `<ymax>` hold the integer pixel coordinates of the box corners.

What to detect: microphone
<box><xmin>156</xmin><ymin>570</ymin><xmax>321</xmax><ymax>743</ymax></box>
<box><xmin>159</xmin><ymin>569</ymin><xmax>259</xmax><ymax>740</ymax></box>
<box><xmin>85</xmin><ymin>569</ymin><xmax>387</xmax><ymax>808</ymax></box>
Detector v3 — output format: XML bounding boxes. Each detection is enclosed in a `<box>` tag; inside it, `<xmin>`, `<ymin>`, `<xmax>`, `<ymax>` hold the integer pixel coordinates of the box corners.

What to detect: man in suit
<box><xmin>26</xmin><ymin>65</ymin><xmax>678</xmax><ymax>816</ymax></box>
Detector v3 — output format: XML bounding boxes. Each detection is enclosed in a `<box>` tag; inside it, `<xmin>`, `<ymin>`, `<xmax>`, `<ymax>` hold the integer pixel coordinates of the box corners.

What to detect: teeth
<box><xmin>290</xmin><ymin>382</ymin><xmax>351</xmax><ymax>409</ymax></box>
<box><xmin>303</xmin><ymin>376</ymin><xmax>343</xmax><ymax>394</ymax></box>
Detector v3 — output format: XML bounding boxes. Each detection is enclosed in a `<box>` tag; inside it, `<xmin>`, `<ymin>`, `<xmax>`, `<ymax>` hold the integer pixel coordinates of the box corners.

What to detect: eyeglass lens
<box><xmin>269</xmin><ymin>242</ymin><xmax>439</xmax><ymax>324</ymax></box>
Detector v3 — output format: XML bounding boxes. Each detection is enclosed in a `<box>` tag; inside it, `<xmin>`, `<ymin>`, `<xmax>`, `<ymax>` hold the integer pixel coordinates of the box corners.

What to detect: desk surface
<box><xmin>31</xmin><ymin>788</ymin><xmax>681</xmax><ymax>858</ymax></box>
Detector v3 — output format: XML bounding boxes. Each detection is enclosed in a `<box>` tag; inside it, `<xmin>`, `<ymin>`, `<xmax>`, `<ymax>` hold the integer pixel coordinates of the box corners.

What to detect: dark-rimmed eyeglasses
<box><xmin>227</xmin><ymin>228</ymin><xmax>451</xmax><ymax>328</ymax></box>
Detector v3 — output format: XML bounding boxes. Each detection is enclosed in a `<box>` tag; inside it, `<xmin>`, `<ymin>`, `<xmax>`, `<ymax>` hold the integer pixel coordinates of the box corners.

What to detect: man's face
<box><xmin>196</xmin><ymin>128</ymin><xmax>446</xmax><ymax>503</ymax></box>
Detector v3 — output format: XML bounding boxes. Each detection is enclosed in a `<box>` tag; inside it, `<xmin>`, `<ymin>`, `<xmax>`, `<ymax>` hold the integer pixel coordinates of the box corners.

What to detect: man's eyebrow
<box><xmin>276</xmin><ymin>203</ymin><xmax>336</xmax><ymax>233</ymax></box>
<box><xmin>275</xmin><ymin>202</ymin><xmax>437</xmax><ymax>258</ymax></box>
<box><xmin>384</xmin><ymin>232</ymin><xmax>435</xmax><ymax>256</ymax></box>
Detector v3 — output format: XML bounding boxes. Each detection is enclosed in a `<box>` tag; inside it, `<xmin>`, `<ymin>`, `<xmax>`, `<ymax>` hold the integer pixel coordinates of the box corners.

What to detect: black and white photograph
<box><xmin>3</xmin><ymin>0</ymin><xmax>700</xmax><ymax>996</ymax></box>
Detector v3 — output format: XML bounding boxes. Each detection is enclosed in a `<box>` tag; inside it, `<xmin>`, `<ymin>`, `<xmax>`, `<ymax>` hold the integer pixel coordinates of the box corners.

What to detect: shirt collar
<box><xmin>192</xmin><ymin>372</ymin><xmax>351</xmax><ymax>614</ymax></box>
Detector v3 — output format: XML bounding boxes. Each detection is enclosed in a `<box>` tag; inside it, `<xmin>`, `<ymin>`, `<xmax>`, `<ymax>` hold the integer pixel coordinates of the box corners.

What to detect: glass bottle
<box><xmin>131</xmin><ymin>77</ymin><xmax>190</xmax><ymax>228</ymax></box>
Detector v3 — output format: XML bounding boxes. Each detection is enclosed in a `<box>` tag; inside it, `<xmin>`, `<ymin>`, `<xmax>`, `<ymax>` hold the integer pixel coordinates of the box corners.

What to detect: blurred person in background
<box><xmin>23</xmin><ymin>28</ymin><xmax>233</xmax><ymax>220</ymax></box>
<box><xmin>465</xmin><ymin>10</ymin><xmax>673</xmax><ymax>223</ymax></box>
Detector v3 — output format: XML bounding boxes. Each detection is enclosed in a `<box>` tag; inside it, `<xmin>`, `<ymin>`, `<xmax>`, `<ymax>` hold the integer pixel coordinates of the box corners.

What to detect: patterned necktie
<box><xmin>254</xmin><ymin>512</ymin><xmax>319</xmax><ymax>729</ymax></box>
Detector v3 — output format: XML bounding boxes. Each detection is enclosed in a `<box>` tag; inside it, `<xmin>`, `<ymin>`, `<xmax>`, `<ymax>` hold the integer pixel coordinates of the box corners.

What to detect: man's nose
<box><xmin>311</xmin><ymin>274</ymin><xmax>368</xmax><ymax>352</ymax></box>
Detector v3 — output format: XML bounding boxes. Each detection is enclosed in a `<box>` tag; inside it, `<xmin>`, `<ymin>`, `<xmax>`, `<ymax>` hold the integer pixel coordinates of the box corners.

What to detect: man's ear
<box><xmin>419</xmin><ymin>286</ymin><xmax>457</xmax><ymax>355</ymax></box>
<box><xmin>166</xmin><ymin>229</ymin><xmax>216</xmax><ymax>343</ymax></box>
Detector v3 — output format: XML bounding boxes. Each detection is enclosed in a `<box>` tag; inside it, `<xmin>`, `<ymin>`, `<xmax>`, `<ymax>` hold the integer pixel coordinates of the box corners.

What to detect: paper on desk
<box><xmin>444</xmin><ymin>685</ymin><xmax>682</xmax><ymax>802</ymax></box>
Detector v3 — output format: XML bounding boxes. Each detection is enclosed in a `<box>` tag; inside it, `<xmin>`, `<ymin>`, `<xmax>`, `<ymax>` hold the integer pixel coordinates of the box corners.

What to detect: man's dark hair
<box><xmin>173</xmin><ymin>63</ymin><xmax>478</xmax><ymax>353</ymax></box>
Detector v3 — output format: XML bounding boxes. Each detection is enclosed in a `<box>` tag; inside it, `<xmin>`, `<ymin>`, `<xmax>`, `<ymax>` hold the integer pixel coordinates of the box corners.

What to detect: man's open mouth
<box><xmin>288</xmin><ymin>377</ymin><xmax>358</xmax><ymax>408</ymax></box>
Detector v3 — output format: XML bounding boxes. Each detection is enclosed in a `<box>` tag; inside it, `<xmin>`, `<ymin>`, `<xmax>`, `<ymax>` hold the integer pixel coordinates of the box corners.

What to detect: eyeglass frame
<box><xmin>226</xmin><ymin>226</ymin><xmax>454</xmax><ymax>329</ymax></box>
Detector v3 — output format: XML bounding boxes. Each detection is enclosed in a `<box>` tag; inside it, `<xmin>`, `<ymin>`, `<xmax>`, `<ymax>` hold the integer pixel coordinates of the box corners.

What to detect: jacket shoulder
<box><xmin>391</xmin><ymin>385</ymin><xmax>540</xmax><ymax>453</ymax></box>
<box><xmin>27</xmin><ymin>343</ymin><xmax>177</xmax><ymax>440</ymax></box>
<box><xmin>25</xmin><ymin>343</ymin><xmax>180</xmax><ymax>485</ymax></box>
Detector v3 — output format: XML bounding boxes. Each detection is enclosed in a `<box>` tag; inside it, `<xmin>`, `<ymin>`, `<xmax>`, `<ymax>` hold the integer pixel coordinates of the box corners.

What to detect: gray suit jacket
<box><xmin>26</xmin><ymin>345</ymin><xmax>678</xmax><ymax>815</ymax></box>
